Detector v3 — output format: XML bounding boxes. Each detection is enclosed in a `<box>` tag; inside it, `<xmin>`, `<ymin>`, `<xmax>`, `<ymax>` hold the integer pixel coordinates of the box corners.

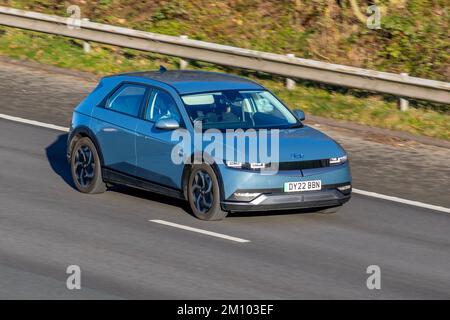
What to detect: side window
<box><xmin>106</xmin><ymin>84</ymin><xmax>146</xmax><ymax>117</ymax></box>
<box><xmin>145</xmin><ymin>89</ymin><xmax>181</xmax><ymax>123</ymax></box>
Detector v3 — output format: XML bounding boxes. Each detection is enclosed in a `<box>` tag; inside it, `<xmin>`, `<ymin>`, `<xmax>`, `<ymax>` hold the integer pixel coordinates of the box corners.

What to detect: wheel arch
<box><xmin>181</xmin><ymin>152</ymin><xmax>225</xmax><ymax>202</ymax></box>
<box><xmin>68</xmin><ymin>126</ymin><xmax>105</xmax><ymax>166</ymax></box>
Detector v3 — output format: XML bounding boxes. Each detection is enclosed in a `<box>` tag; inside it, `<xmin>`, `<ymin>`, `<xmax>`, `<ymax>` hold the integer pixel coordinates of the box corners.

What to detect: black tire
<box><xmin>316</xmin><ymin>205</ymin><xmax>342</xmax><ymax>214</ymax></box>
<box><xmin>187</xmin><ymin>164</ymin><xmax>228</xmax><ymax>221</ymax></box>
<box><xmin>70</xmin><ymin>137</ymin><xmax>106</xmax><ymax>194</ymax></box>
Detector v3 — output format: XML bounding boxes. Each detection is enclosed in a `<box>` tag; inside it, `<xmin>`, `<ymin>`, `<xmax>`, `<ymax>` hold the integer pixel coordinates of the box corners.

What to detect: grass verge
<box><xmin>0</xmin><ymin>27</ymin><xmax>448</xmax><ymax>140</ymax></box>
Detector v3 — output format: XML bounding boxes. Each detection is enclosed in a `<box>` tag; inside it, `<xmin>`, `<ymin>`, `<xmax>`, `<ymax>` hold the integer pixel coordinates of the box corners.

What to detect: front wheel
<box><xmin>187</xmin><ymin>164</ymin><xmax>228</xmax><ymax>221</ymax></box>
<box><xmin>70</xmin><ymin>137</ymin><xmax>106</xmax><ymax>194</ymax></box>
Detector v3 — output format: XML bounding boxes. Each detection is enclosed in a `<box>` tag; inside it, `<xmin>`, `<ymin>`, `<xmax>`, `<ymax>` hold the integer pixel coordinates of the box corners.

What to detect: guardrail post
<box><xmin>82</xmin><ymin>18</ymin><xmax>90</xmax><ymax>53</ymax></box>
<box><xmin>179</xmin><ymin>35</ymin><xmax>189</xmax><ymax>69</ymax></box>
<box><xmin>398</xmin><ymin>73</ymin><xmax>409</xmax><ymax>111</ymax></box>
<box><xmin>285</xmin><ymin>54</ymin><xmax>296</xmax><ymax>90</ymax></box>
<box><xmin>83</xmin><ymin>41</ymin><xmax>91</xmax><ymax>53</ymax></box>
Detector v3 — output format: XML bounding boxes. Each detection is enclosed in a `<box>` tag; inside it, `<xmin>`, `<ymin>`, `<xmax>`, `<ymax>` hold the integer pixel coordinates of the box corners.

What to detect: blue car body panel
<box><xmin>217</xmin><ymin>162</ymin><xmax>351</xmax><ymax>199</ymax></box>
<box><xmin>90</xmin><ymin>108</ymin><xmax>138</xmax><ymax>176</ymax></box>
<box><xmin>135</xmin><ymin>118</ymin><xmax>184</xmax><ymax>189</ymax></box>
<box><xmin>69</xmin><ymin>70</ymin><xmax>351</xmax><ymax>211</ymax></box>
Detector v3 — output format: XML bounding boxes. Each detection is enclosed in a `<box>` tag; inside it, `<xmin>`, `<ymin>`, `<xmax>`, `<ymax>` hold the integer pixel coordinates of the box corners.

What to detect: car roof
<box><xmin>109</xmin><ymin>70</ymin><xmax>264</xmax><ymax>95</ymax></box>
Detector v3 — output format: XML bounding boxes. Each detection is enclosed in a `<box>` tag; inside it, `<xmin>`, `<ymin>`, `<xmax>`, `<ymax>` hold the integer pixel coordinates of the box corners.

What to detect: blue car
<box><xmin>67</xmin><ymin>70</ymin><xmax>351</xmax><ymax>220</ymax></box>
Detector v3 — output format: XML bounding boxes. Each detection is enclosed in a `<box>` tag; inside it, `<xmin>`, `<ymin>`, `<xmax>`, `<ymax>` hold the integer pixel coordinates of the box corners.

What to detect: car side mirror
<box><xmin>293</xmin><ymin>109</ymin><xmax>305</xmax><ymax>121</ymax></box>
<box><xmin>155</xmin><ymin>118</ymin><xmax>180</xmax><ymax>130</ymax></box>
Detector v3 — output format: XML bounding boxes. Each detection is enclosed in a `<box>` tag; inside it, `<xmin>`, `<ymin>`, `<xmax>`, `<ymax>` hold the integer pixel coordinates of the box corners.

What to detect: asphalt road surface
<box><xmin>1</xmin><ymin>118</ymin><xmax>449</xmax><ymax>299</ymax></box>
<box><xmin>1</xmin><ymin>57</ymin><xmax>449</xmax><ymax>207</ymax></box>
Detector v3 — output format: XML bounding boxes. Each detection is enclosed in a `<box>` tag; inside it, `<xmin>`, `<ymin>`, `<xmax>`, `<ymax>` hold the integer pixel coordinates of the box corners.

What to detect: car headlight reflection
<box><xmin>329</xmin><ymin>155</ymin><xmax>347</xmax><ymax>165</ymax></box>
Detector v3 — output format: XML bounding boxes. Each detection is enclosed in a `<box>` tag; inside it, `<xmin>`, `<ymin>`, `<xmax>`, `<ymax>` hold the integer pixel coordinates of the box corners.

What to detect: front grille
<box><xmin>277</xmin><ymin>159</ymin><xmax>330</xmax><ymax>171</ymax></box>
<box><xmin>232</xmin><ymin>159</ymin><xmax>331</xmax><ymax>171</ymax></box>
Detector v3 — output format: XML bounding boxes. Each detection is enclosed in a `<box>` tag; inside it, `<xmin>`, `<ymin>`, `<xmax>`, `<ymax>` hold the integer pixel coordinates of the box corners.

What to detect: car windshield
<box><xmin>181</xmin><ymin>90</ymin><xmax>299</xmax><ymax>130</ymax></box>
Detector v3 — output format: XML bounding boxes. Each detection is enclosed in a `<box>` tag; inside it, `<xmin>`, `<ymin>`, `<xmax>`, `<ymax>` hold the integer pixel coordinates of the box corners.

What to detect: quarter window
<box><xmin>106</xmin><ymin>84</ymin><xmax>146</xmax><ymax>117</ymax></box>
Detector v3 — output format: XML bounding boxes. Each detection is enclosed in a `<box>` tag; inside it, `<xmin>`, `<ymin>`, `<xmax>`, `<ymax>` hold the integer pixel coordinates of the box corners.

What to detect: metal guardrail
<box><xmin>0</xmin><ymin>6</ymin><xmax>449</xmax><ymax>104</ymax></box>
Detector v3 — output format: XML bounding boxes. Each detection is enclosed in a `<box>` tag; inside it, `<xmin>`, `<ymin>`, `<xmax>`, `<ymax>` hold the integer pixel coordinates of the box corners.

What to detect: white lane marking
<box><xmin>149</xmin><ymin>219</ymin><xmax>250</xmax><ymax>243</ymax></box>
<box><xmin>1</xmin><ymin>113</ymin><xmax>449</xmax><ymax>214</ymax></box>
<box><xmin>0</xmin><ymin>113</ymin><xmax>69</xmax><ymax>132</ymax></box>
<box><xmin>353</xmin><ymin>188</ymin><xmax>450</xmax><ymax>214</ymax></box>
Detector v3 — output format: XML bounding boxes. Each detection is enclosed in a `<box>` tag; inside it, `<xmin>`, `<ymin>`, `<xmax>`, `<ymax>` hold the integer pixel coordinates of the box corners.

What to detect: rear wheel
<box><xmin>70</xmin><ymin>137</ymin><xmax>106</xmax><ymax>194</ymax></box>
<box><xmin>316</xmin><ymin>205</ymin><xmax>342</xmax><ymax>214</ymax></box>
<box><xmin>187</xmin><ymin>164</ymin><xmax>228</xmax><ymax>221</ymax></box>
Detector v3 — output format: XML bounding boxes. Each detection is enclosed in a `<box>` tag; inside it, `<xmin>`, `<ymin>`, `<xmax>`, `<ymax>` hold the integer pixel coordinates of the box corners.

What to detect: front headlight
<box><xmin>225</xmin><ymin>161</ymin><xmax>242</xmax><ymax>168</ymax></box>
<box><xmin>225</xmin><ymin>161</ymin><xmax>270</xmax><ymax>170</ymax></box>
<box><xmin>329</xmin><ymin>155</ymin><xmax>347</xmax><ymax>165</ymax></box>
<box><xmin>229</xmin><ymin>192</ymin><xmax>261</xmax><ymax>202</ymax></box>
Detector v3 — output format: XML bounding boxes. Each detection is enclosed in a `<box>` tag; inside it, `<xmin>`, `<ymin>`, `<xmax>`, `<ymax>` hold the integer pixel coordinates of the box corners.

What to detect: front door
<box><xmin>135</xmin><ymin>88</ymin><xmax>184</xmax><ymax>189</ymax></box>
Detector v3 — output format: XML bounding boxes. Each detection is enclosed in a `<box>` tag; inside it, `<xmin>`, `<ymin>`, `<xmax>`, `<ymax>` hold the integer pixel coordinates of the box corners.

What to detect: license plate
<box><xmin>284</xmin><ymin>180</ymin><xmax>321</xmax><ymax>192</ymax></box>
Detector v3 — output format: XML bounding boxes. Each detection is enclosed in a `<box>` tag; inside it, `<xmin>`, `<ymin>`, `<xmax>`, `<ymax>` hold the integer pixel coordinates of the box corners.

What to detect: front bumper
<box><xmin>221</xmin><ymin>186</ymin><xmax>351</xmax><ymax>212</ymax></box>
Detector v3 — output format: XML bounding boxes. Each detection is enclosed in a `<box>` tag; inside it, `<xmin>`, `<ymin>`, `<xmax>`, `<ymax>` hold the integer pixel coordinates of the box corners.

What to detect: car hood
<box><xmin>201</xmin><ymin>125</ymin><xmax>346</xmax><ymax>163</ymax></box>
<box><xmin>275</xmin><ymin>125</ymin><xmax>345</xmax><ymax>162</ymax></box>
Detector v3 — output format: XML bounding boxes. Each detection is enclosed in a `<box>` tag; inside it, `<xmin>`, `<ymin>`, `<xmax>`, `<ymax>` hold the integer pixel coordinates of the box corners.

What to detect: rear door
<box><xmin>135</xmin><ymin>87</ymin><xmax>184</xmax><ymax>189</ymax></box>
<box><xmin>90</xmin><ymin>83</ymin><xmax>147</xmax><ymax>176</ymax></box>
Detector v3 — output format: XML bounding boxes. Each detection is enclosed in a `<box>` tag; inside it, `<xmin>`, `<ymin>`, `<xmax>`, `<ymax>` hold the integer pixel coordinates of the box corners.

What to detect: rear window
<box><xmin>106</xmin><ymin>84</ymin><xmax>146</xmax><ymax>117</ymax></box>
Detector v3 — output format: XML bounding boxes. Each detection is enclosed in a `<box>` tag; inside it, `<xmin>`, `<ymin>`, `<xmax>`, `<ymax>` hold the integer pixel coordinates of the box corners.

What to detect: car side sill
<box><xmin>102</xmin><ymin>167</ymin><xmax>185</xmax><ymax>200</ymax></box>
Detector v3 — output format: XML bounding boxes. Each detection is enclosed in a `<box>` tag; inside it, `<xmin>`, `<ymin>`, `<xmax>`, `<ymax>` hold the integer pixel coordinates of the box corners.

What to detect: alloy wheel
<box><xmin>191</xmin><ymin>170</ymin><xmax>213</xmax><ymax>213</ymax></box>
<box><xmin>73</xmin><ymin>144</ymin><xmax>96</xmax><ymax>188</ymax></box>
